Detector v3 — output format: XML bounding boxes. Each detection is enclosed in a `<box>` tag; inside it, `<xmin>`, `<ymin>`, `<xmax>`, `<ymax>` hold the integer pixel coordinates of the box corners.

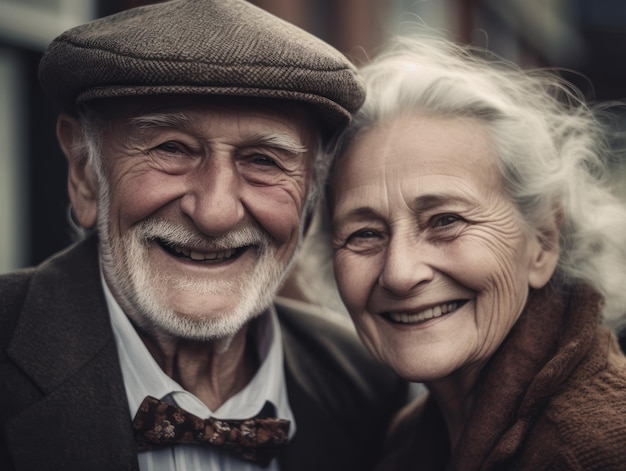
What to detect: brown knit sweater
<box><xmin>377</xmin><ymin>283</ymin><xmax>626</xmax><ymax>471</ymax></box>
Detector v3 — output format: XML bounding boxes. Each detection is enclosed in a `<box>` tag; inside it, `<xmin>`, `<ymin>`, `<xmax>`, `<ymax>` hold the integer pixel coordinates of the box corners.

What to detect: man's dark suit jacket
<box><xmin>0</xmin><ymin>236</ymin><xmax>408</xmax><ymax>470</ymax></box>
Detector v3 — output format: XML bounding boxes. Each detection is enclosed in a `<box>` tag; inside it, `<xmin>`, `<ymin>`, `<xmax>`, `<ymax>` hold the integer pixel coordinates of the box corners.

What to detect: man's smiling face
<box><xmin>80</xmin><ymin>97</ymin><xmax>316</xmax><ymax>340</ymax></box>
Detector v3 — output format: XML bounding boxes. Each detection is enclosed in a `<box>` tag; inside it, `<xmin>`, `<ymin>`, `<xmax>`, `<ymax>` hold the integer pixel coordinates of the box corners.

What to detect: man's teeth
<box><xmin>171</xmin><ymin>245</ymin><xmax>237</xmax><ymax>261</ymax></box>
<box><xmin>389</xmin><ymin>302</ymin><xmax>459</xmax><ymax>324</ymax></box>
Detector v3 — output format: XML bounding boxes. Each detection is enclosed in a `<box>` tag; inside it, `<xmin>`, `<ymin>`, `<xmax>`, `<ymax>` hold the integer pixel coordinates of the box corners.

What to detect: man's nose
<box><xmin>378</xmin><ymin>234</ymin><xmax>435</xmax><ymax>296</ymax></box>
<box><xmin>179</xmin><ymin>158</ymin><xmax>245</xmax><ymax>236</ymax></box>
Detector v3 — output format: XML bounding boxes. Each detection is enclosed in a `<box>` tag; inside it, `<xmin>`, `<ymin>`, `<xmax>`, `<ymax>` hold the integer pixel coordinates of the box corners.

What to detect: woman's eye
<box><xmin>343</xmin><ymin>229</ymin><xmax>386</xmax><ymax>252</ymax></box>
<box><xmin>155</xmin><ymin>141</ymin><xmax>186</xmax><ymax>154</ymax></box>
<box><xmin>434</xmin><ymin>214</ymin><xmax>461</xmax><ymax>227</ymax></box>
<box><xmin>349</xmin><ymin>229</ymin><xmax>379</xmax><ymax>240</ymax></box>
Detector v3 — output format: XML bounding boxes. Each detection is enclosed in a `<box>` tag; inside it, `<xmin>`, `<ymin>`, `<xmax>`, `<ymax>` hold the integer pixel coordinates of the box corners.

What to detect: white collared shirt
<box><xmin>102</xmin><ymin>275</ymin><xmax>296</xmax><ymax>471</ymax></box>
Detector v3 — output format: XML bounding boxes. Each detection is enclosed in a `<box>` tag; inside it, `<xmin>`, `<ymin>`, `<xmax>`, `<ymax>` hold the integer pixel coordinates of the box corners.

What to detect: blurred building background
<box><xmin>1</xmin><ymin>0</ymin><xmax>625</xmax><ymax>273</ymax></box>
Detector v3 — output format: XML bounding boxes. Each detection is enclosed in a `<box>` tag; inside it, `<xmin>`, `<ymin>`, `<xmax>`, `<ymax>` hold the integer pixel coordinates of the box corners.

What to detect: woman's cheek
<box><xmin>334</xmin><ymin>251</ymin><xmax>369</xmax><ymax>312</ymax></box>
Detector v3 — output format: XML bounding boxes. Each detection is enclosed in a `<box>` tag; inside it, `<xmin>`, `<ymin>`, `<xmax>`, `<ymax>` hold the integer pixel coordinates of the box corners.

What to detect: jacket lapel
<box><xmin>277</xmin><ymin>303</ymin><xmax>369</xmax><ymax>471</ymax></box>
<box><xmin>279</xmin><ymin>339</ymin><xmax>353</xmax><ymax>471</ymax></box>
<box><xmin>5</xmin><ymin>237</ymin><xmax>138</xmax><ymax>470</ymax></box>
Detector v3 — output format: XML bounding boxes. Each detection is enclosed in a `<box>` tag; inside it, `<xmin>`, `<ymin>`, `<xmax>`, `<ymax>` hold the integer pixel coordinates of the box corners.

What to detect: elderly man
<box><xmin>0</xmin><ymin>1</ymin><xmax>408</xmax><ymax>470</ymax></box>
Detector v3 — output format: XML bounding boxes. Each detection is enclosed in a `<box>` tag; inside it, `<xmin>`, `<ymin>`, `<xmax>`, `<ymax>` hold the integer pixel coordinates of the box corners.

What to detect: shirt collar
<box><xmin>101</xmin><ymin>270</ymin><xmax>296</xmax><ymax>437</ymax></box>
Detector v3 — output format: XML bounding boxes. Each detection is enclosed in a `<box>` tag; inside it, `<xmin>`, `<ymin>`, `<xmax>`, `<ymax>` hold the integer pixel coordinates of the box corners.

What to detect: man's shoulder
<box><xmin>275</xmin><ymin>296</ymin><xmax>357</xmax><ymax>339</ymax></box>
<box><xmin>275</xmin><ymin>296</ymin><xmax>410</xmax><ymax>470</ymax></box>
<box><xmin>0</xmin><ymin>267</ymin><xmax>35</xmax><ymax>300</ymax></box>
<box><xmin>275</xmin><ymin>295</ymin><xmax>409</xmax><ymax>404</ymax></box>
<box><xmin>0</xmin><ymin>237</ymin><xmax>100</xmax><ymax>347</ymax></box>
<box><xmin>1</xmin><ymin>236</ymin><xmax>98</xmax><ymax>289</ymax></box>
<box><xmin>274</xmin><ymin>296</ymin><xmax>371</xmax><ymax>367</ymax></box>
<box><xmin>0</xmin><ymin>268</ymin><xmax>36</xmax><ymax>347</ymax></box>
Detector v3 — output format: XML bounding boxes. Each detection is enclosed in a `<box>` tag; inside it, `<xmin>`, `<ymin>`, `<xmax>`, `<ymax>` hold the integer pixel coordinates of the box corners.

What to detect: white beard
<box><xmin>97</xmin><ymin>193</ymin><xmax>298</xmax><ymax>342</ymax></box>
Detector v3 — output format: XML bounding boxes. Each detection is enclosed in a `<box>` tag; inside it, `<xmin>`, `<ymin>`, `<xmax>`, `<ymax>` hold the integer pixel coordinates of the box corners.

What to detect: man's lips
<box><xmin>155</xmin><ymin>238</ymin><xmax>252</xmax><ymax>262</ymax></box>
<box><xmin>382</xmin><ymin>299</ymin><xmax>469</xmax><ymax>325</ymax></box>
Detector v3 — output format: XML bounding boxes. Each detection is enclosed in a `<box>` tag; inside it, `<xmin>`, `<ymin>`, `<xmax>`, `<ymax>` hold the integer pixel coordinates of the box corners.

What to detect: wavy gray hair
<box><xmin>325</xmin><ymin>35</ymin><xmax>626</xmax><ymax>329</ymax></box>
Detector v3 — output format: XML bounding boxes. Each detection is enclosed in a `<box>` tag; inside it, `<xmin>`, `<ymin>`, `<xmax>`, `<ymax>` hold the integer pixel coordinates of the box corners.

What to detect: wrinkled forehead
<box><xmin>328</xmin><ymin>114</ymin><xmax>505</xmax><ymax>209</ymax></box>
<box><xmin>79</xmin><ymin>94</ymin><xmax>322</xmax><ymax>145</ymax></box>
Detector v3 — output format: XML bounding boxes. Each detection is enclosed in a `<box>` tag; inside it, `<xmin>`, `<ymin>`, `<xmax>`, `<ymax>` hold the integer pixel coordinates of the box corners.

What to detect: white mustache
<box><xmin>136</xmin><ymin>218</ymin><xmax>272</xmax><ymax>251</ymax></box>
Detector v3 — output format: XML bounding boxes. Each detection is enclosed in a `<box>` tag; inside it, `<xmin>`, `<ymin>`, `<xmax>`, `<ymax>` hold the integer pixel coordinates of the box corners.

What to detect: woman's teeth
<box><xmin>388</xmin><ymin>301</ymin><xmax>460</xmax><ymax>324</ymax></box>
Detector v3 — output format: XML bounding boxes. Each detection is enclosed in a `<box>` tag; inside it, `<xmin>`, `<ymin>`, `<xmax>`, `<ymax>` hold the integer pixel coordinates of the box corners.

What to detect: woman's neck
<box><xmin>425</xmin><ymin>363</ymin><xmax>485</xmax><ymax>450</ymax></box>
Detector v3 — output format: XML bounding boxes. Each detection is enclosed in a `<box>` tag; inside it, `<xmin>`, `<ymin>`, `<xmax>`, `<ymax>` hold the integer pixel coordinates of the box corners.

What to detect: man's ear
<box><xmin>528</xmin><ymin>209</ymin><xmax>562</xmax><ymax>289</ymax></box>
<box><xmin>57</xmin><ymin>114</ymin><xmax>98</xmax><ymax>229</ymax></box>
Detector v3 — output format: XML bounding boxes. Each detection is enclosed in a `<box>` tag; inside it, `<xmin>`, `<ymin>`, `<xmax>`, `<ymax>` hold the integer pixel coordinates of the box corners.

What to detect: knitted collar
<box><xmin>449</xmin><ymin>283</ymin><xmax>603</xmax><ymax>469</ymax></box>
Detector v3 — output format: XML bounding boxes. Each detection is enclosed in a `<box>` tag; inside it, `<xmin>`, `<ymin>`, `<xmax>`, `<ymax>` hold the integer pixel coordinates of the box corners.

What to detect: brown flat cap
<box><xmin>39</xmin><ymin>0</ymin><xmax>364</xmax><ymax>129</ymax></box>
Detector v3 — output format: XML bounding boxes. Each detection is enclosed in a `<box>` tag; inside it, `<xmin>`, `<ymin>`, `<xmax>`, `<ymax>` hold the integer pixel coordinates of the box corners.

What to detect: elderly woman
<box><xmin>325</xmin><ymin>36</ymin><xmax>626</xmax><ymax>470</ymax></box>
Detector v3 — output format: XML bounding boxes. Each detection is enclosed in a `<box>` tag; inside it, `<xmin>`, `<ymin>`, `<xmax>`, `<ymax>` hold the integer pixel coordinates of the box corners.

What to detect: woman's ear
<box><xmin>528</xmin><ymin>208</ymin><xmax>562</xmax><ymax>289</ymax></box>
<box><xmin>57</xmin><ymin>114</ymin><xmax>98</xmax><ymax>229</ymax></box>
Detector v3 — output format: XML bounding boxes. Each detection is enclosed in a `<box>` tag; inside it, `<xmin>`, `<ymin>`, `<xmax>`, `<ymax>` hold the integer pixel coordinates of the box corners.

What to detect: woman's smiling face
<box><xmin>331</xmin><ymin>114</ymin><xmax>555</xmax><ymax>384</ymax></box>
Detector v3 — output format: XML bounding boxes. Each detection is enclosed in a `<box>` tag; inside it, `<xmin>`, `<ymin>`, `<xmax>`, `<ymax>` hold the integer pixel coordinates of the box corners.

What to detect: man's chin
<box><xmin>167</xmin><ymin>292</ymin><xmax>241</xmax><ymax>318</ymax></box>
<box><xmin>132</xmin><ymin>291</ymin><xmax>263</xmax><ymax>340</ymax></box>
<box><xmin>153</xmin><ymin>309</ymin><xmax>255</xmax><ymax>342</ymax></box>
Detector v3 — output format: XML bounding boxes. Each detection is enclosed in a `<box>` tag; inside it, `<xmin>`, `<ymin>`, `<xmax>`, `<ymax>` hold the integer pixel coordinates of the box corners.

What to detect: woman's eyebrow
<box><xmin>333</xmin><ymin>206</ymin><xmax>379</xmax><ymax>223</ymax></box>
<box><xmin>413</xmin><ymin>193</ymin><xmax>474</xmax><ymax>211</ymax></box>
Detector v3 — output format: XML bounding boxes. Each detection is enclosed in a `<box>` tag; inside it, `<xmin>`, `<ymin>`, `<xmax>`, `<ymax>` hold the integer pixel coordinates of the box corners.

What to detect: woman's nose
<box><xmin>378</xmin><ymin>235</ymin><xmax>435</xmax><ymax>296</ymax></box>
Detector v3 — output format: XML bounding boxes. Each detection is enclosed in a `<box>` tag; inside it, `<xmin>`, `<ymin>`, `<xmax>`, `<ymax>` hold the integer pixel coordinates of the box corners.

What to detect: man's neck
<box><xmin>137</xmin><ymin>325</ymin><xmax>260</xmax><ymax>411</ymax></box>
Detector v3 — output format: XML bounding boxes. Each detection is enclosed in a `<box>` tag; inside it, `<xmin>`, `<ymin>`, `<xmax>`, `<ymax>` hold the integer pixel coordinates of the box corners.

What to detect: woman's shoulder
<box><xmin>552</xmin><ymin>326</ymin><xmax>626</xmax><ymax>410</ymax></box>
<box><xmin>536</xmin><ymin>328</ymin><xmax>626</xmax><ymax>469</ymax></box>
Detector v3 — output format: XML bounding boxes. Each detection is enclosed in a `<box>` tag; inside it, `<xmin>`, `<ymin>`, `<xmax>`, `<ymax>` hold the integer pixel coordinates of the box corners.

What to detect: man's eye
<box><xmin>249</xmin><ymin>154</ymin><xmax>278</xmax><ymax>166</ymax></box>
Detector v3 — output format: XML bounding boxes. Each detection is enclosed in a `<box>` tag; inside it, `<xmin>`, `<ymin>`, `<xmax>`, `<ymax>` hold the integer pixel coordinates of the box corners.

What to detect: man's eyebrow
<box><xmin>128</xmin><ymin>112</ymin><xmax>193</xmax><ymax>130</ymax></box>
<box><xmin>242</xmin><ymin>133</ymin><xmax>308</xmax><ymax>155</ymax></box>
<box><xmin>126</xmin><ymin>114</ymin><xmax>307</xmax><ymax>155</ymax></box>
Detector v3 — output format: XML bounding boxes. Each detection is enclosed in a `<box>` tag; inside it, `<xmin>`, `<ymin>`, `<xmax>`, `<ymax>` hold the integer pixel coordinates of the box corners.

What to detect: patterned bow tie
<box><xmin>132</xmin><ymin>395</ymin><xmax>290</xmax><ymax>467</ymax></box>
